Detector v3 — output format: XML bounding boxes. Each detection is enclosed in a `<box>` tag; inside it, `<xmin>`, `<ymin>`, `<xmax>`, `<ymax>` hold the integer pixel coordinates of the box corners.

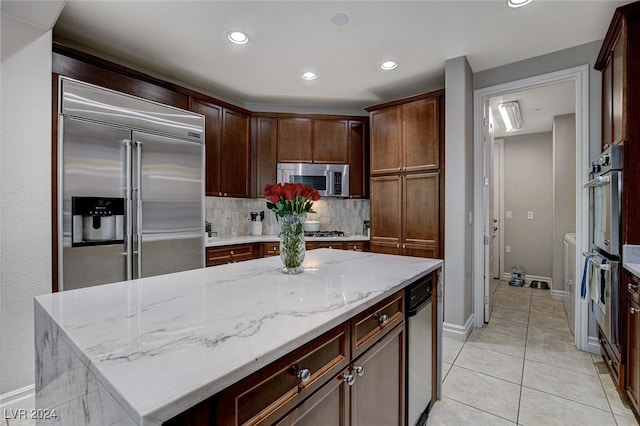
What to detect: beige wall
<box><xmin>552</xmin><ymin>114</ymin><xmax>576</xmax><ymax>291</ymax></box>
<box><xmin>1</xmin><ymin>14</ymin><xmax>53</xmax><ymax>394</ymax></box>
<box><xmin>502</xmin><ymin>132</ymin><xmax>553</xmax><ymax>280</ymax></box>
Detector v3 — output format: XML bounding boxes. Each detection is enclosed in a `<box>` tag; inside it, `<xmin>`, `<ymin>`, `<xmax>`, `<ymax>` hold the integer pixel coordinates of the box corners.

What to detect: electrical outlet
<box><xmin>506</xmin><ymin>211</ymin><xmax>512</xmax><ymax>219</ymax></box>
<box><xmin>527</xmin><ymin>211</ymin><xmax>534</xmax><ymax>220</ymax></box>
<box><xmin>232</xmin><ymin>212</ymin><xmax>238</xmax><ymax>221</ymax></box>
<box><xmin>506</xmin><ymin>245</ymin><xmax>512</xmax><ymax>253</ymax></box>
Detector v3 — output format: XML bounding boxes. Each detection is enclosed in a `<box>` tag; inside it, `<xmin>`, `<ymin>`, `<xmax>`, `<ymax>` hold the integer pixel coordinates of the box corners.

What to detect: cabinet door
<box><xmin>602</xmin><ymin>58</ymin><xmax>613</xmax><ymax>149</ymax></box>
<box><xmin>313</xmin><ymin>119</ymin><xmax>349</xmax><ymax>164</ymax></box>
<box><xmin>221</xmin><ymin>109</ymin><xmax>251</xmax><ymax>197</ymax></box>
<box><xmin>627</xmin><ymin>296</ymin><xmax>640</xmax><ymax>411</ymax></box>
<box><xmin>275</xmin><ymin>373</ymin><xmax>349</xmax><ymax>426</ymax></box>
<box><xmin>350</xmin><ymin>324</ymin><xmax>405</xmax><ymax>426</ymax></box>
<box><xmin>403</xmin><ymin>172</ymin><xmax>439</xmax><ymax>247</ymax></box>
<box><xmin>278</xmin><ymin>117</ymin><xmax>313</xmax><ymax>163</ymax></box>
<box><xmin>370</xmin><ymin>107</ymin><xmax>401</xmax><ymax>175</ymax></box>
<box><xmin>190</xmin><ymin>98</ymin><xmax>222</xmax><ymax>196</ymax></box>
<box><xmin>348</xmin><ymin>120</ymin><xmax>368</xmax><ymax>199</ymax></box>
<box><xmin>403</xmin><ymin>98</ymin><xmax>439</xmax><ymax>172</ymax></box>
<box><xmin>254</xmin><ymin>117</ymin><xmax>278</xmax><ymax>197</ymax></box>
<box><xmin>611</xmin><ymin>25</ymin><xmax>626</xmax><ymax>145</ymax></box>
<box><xmin>370</xmin><ymin>176</ymin><xmax>401</xmax><ymax>244</ymax></box>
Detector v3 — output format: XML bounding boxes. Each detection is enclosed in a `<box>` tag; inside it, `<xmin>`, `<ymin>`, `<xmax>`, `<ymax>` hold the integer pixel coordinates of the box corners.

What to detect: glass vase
<box><xmin>278</xmin><ymin>214</ymin><xmax>306</xmax><ymax>274</ymax></box>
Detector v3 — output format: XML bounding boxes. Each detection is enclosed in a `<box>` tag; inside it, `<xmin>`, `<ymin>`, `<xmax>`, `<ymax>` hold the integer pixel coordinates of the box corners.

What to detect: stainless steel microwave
<box><xmin>277</xmin><ymin>163</ymin><xmax>349</xmax><ymax>198</ymax></box>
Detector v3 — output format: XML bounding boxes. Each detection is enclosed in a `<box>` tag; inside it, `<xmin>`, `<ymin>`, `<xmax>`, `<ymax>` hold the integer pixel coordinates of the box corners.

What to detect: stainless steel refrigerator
<box><xmin>58</xmin><ymin>77</ymin><xmax>205</xmax><ymax>291</ymax></box>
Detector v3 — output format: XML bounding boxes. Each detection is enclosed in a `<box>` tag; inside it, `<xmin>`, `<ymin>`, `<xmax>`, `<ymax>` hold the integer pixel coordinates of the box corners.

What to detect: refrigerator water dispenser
<box><xmin>72</xmin><ymin>197</ymin><xmax>124</xmax><ymax>246</ymax></box>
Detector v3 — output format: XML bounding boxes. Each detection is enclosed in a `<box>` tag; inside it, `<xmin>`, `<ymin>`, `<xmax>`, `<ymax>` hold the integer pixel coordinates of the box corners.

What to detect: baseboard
<box><xmin>443</xmin><ymin>313</ymin><xmax>475</xmax><ymax>342</ymax></box>
<box><xmin>587</xmin><ymin>336</ymin><xmax>602</xmax><ymax>355</ymax></box>
<box><xmin>0</xmin><ymin>384</ymin><xmax>35</xmax><ymax>414</ymax></box>
<box><xmin>550</xmin><ymin>289</ymin><xmax>568</xmax><ymax>301</ymax></box>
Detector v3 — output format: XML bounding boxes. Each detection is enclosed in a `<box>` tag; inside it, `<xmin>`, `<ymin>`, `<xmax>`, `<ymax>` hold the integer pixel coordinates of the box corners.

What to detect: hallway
<box><xmin>428</xmin><ymin>280</ymin><xmax>639</xmax><ymax>425</ymax></box>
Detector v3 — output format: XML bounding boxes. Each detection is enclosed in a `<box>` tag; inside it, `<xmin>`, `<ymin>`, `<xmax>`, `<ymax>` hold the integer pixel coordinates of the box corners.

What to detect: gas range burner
<box><xmin>304</xmin><ymin>230</ymin><xmax>346</xmax><ymax>238</ymax></box>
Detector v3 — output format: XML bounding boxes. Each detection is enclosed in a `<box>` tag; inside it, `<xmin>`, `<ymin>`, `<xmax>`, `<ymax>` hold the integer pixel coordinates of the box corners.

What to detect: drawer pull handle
<box><xmin>629</xmin><ymin>283</ymin><xmax>639</xmax><ymax>290</ymax></box>
<box><xmin>342</xmin><ymin>373</ymin><xmax>355</xmax><ymax>386</ymax></box>
<box><xmin>296</xmin><ymin>368</ymin><xmax>311</xmax><ymax>383</ymax></box>
<box><xmin>375</xmin><ymin>314</ymin><xmax>389</xmax><ymax>325</ymax></box>
<box><xmin>353</xmin><ymin>365</ymin><xmax>364</xmax><ymax>376</ymax></box>
<box><xmin>631</xmin><ymin>307</ymin><xmax>639</xmax><ymax>315</ymax></box>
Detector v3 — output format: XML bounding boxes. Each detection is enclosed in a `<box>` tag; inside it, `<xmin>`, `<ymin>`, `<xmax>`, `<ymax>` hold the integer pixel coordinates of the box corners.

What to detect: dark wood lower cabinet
<box><xmin>627</xmin><ymin>294</ymin><xmax>640</xmax><ymax>412</ymax></box>
<box><xmin>275</xmin><ymin>371</ymin><xmax>349</xmax><ymax>426</ymax></box>
<box><xmin>350</xmin><ymin>324</ymin><xmax>405</xmax><ymax>426</ymax></box>
<box><xmin>164</xmin><ymin>291</ymin><xmax>407</xmax><ymax>426</ymax></box>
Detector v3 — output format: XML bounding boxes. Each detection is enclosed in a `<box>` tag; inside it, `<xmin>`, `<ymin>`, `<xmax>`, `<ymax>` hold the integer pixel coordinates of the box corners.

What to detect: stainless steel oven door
<box><xmin>590</xmin><ymin>254</ymin><xmax>620</xmax><ymax>346</ymax></box>
<box><xmin>587</xmin><ymin>170</ymin><xmax>621</xmax><ymax>256</ymax></box>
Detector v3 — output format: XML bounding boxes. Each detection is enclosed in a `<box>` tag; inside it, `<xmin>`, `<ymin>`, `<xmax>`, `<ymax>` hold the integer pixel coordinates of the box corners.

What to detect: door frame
<box><xmin>472</xmin><ymin>65</ymin><xmax>591</xmax><ymax>351</ymax></box>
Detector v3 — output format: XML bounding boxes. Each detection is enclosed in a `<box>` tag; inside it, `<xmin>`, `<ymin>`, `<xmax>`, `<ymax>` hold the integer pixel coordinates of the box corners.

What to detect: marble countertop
<box><xmin>205</xmin><ymin>234</ymin><xmax>370</xmax><ymax>247</ymax></box>
<box><xmin>623</xmin><ymin>245</ymin><xmax>640</xmax><ymax>278</ymax></box>
<box><xmin>35</xmin><ymin>249</ymin><xmax>441</xmax><ymax>424</ymax></box>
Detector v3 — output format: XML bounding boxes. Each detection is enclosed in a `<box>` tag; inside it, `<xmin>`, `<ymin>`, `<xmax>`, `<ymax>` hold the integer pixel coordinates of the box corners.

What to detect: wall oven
<box><xmin>585</xmin><ymin>144</ymin><xmax>622</xmax><ymax>351</ymax></box>
<box><xmin>277</xmin><ymin>163</ymin><xmax>349</xmax><ymax>198</ymax></box>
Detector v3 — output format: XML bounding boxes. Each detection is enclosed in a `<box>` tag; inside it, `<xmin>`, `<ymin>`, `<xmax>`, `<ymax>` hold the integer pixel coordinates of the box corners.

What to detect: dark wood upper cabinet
<box><xmin>190</xmin><ymin>98</ymin><xmax>222</xmax><ymax>196</ymax></box>
<box><xmin>190</xmin><ymin>97</ymin><xmax>251</xmax><ymax>198</ymax></box>
<box><xmin>348</xmin><ymin>120</ymin><xmax>369</xmax><ymax>199</ymax></box>
<box><xmin>367</xmin><ymin>91</ymin><xmax>442</xmax><ymax>176</ymax></box>
<box><xmin>313</xmin><ymin>119</ymin><xmax>349</xmax><ymax>164</ymax></box>
<box><xmin>278</xmin><ymin>117</ymin><xmax>313</xmax><ymax>163</ymax></box>
<box><xmin>369</xmin><ymin>107</ymin><xmax>402</xmax><ymax>175</ymax></box>
<box><xmin>253</xmin><ymin>116</ymin><xmax>278</xmax><ymax>197</ymax></box>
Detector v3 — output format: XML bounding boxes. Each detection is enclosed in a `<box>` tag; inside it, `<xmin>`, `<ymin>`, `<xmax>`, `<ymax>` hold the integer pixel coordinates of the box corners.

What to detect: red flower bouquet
<box><xmin>263</xmin><ymin>183</ymin><xmax>321</xmax><ymax>218</ymax></box>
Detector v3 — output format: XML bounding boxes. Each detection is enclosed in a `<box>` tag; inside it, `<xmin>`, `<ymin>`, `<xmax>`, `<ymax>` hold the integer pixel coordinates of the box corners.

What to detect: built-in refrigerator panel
<box><xmin>132</xmin><ymin>131</ymin><xmax>204</xmax><ymax>278</ymax></box>
<box><xmin>60</xmin><ymin>117</ymin><xmax>130</xmax><ymax>290</ymax></box>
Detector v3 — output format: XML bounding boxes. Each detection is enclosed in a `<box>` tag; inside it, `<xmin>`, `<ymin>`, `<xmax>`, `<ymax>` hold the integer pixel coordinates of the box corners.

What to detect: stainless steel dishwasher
<box><xmin>406</xmin><ymin>273</ymin><xmax>433</xmax><ymax>426</ymax></box>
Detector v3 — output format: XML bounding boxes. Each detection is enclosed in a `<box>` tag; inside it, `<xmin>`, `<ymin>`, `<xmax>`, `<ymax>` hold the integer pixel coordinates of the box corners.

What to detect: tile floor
<box><xmin>427</xmin><ymin>280</ymin><xmax>640</xmax><ymax>426</ymax></box>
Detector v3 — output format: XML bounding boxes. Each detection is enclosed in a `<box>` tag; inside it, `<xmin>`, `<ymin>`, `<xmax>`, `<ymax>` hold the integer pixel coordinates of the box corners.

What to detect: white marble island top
<box><xmin>35</xmin><ymin>249</ymin><xmax>442</xmax><ymax>425</ymax></box>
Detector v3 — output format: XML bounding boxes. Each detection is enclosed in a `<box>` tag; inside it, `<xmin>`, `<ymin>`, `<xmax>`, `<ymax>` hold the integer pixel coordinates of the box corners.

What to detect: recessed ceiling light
<box><xmin>507</xmin><ymin>0</ymin><xmax>533</xmax><ymax>8</ymax></box>
<box><xmin>227</xmin><ymin>31</ymin><xmax>249</xmax><ymax>45</ymax></box>
<box><xmin>330</xmin><ymin>13</ymin><xmax>349</xmax><ymax>26</ymax></box>
<box><xmin>380</xmin><ymin>60</ymin><xmax>398</xmax><ymax>71</ymax></box>
<box><xmin>301</xmin><ymin>72</ymin><xmax>317</xmax><ymax>81</ymax></box>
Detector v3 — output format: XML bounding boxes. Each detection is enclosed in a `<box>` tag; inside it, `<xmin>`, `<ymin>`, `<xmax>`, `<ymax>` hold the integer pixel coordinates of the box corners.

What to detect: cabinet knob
<box><xmin>230</xmin><ymin>250</ymin><xmax>234</xmax><ymax>255</ymax></box>
<box><xmin>295</xmin><ymin>368</ymin><xmax>311</xmax><ymax>383</ymax></box>
<box><xmin>629</xmin><ymin>283</ymin><xmax>639</xmax><ymax>290</ymax></box>
<box><xmin>224</xmin><ymin>193</ymin><xmax>228</xmax><ymax>197</ymax></box>
<box><xmin>375</xmin><ymin>313</ymin><xmax>389</xmax><ymax>325</ymax></box>
<box><xmin>397</xmin><ymin>167</ymin><xmax>401</xmax><ymax>171</ymax></box>
<box><xmin>402</xmin><ymin>244</ymin><xmax>406</xmax><ymax>249</ymax></box>
<box><xmin>342</xmin><ymin>373</ymin><xmax>355</xmax><ymax>386</ymax></box>
<box><xmin>353</xmin><ymin>365</ymin><xmax>364</xmax><ymax>377</ymax></box>
<box><xmin>218</xmin><ymin>192</ymin><xmax>222</xmax><ymax>196</ymax></box>
<box><xmin>631</xmin><ymin>307</ymin><xmax>639</xmax><ymax>315</ymax></box>
<box><xmin>353</xmin><ymin>245</ymin><xmax>357</xmax><ymax>250</ymax></box>
<box><xmin>328</xmin><ymin>245</ymin><xmax>333</xmax><ymax>249</ymax></box>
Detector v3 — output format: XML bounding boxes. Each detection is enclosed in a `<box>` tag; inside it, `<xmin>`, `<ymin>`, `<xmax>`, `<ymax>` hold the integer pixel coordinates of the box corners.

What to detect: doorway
<box><xmin>473</xmin><ymin>65</ymin><xmax>591</xmax><ymax>352</ymax></box>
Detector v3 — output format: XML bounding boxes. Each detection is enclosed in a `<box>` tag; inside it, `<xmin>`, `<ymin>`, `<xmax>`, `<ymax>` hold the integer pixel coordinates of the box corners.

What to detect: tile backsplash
<box><xmin>206</xmin><ymin>197</ymin><xmax>370</xmax><ymax>237</ymax></box>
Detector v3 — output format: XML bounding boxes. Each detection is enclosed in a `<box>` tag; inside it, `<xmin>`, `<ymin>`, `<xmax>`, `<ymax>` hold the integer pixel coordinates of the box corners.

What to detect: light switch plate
<box><xmin>506</xmin><ymin>245</ymin><xmax>512</xmax><ymax>253</ymax></box>
<box><xmin>506</xmin><ymin>211</ymin><xmax>512</xmax><ymax>219</ymax></box>
<box><xmin>527</xmin><ymin>211</ymin><xmax>534</xmax><ymax>220</ymax></box>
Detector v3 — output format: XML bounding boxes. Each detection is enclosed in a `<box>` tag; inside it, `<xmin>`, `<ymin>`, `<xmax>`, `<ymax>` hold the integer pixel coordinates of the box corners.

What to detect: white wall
<box><xmin>444</xmin><ymin>56</ymin><xmax>474</xmax><ymax>339</ymax></box>
<box><xmin>0</xmin><ymin>14</ymin><xmax>53</xmax><ymax>396</ymax></box>
<box><xmin>502</xmin><ymin>132</ymin><xmax>553</xmax><ymax>279</ymax></box>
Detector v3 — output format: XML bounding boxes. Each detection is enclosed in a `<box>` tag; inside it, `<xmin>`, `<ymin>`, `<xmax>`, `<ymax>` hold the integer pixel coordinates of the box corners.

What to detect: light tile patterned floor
<box><xmin>428</xmin><ymin>280</ymin><xmax>640</xmax><ymax>426</ymax></box>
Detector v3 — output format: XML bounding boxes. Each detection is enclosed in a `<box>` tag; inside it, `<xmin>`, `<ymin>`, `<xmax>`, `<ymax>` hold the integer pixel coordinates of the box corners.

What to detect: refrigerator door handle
<box><xmin>124</xmin><ymin>139</ymin><xmax>133</xmax><ymax>281</ymax></box>
<box><xmin>135</xmin><ymin>141</ymin><xmax>143</xmax><ymax>279</ymax></box>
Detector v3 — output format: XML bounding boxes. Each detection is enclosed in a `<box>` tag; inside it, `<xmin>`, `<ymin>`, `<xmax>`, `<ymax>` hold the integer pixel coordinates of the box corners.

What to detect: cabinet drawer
<box><xmin>263</xmin><ymin>242</ymin><xmax>280</xmax><ymax>257</ymax></box>
<box><xmin>346</xmin><ymin>242</ymin><xmax>369</xmax><ymax>252</ymax></box>
<box><xmin>306</xmin><ymin>241</ymin><xmax>346</xmax><ymax>250</ymax></box>
<box><xmin>351</xmin><ymin>291</ymin><xmax>404</xmax><ymax>358</ymax></box>
<box><xmin>206</xmin><ymin>244</ymin><xmax>255</xmax><ymax>267</ymax></box>
<box><xmin>216</xmin><ymin>323</ymin><xmax>350</xmax><ymax>426</ymax></box>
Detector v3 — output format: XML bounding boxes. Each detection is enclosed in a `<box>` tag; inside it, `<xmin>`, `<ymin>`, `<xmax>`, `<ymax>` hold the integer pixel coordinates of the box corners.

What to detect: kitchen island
<box><xmin>35</xmin><ymin>249</ymin><xmax>442</xmax><ymax>425</ymax></box>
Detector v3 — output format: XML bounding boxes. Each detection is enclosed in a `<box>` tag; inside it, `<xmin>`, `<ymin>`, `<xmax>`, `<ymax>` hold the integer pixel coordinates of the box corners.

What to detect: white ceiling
<box><xmin>35</xmin><ymin>1</ymin><xmax>635</xmax><ymax>112</ymax></box>
<box><xmin>490</xmin><ymin>80</ymin><xmax>576</xmax><ymax>138</ymax></box>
